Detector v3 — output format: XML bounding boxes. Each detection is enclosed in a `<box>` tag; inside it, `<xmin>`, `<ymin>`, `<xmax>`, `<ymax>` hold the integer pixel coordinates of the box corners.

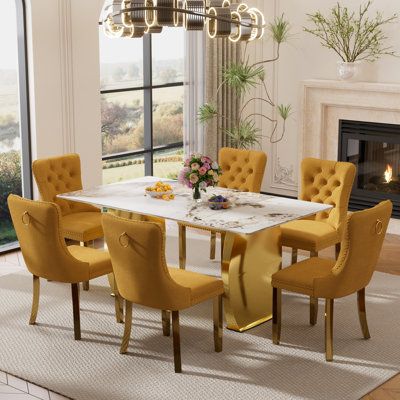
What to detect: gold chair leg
<box><xmin>325</xmin><ymin>298</ymin><xmax>334</xmax><ymax>361</ymax></box>
<box><xmin>71</xmin><ymin>283</ymin><xmax>81</xmax><ymax>340</ymax></box>
<box><xmin>120</xmin><ymin>300</ymin><xmax>133</xmax><ymax>354</ymax></box>
<box><xmin>272</xmin><ymin>287</ymin><xmax>282</xmax><ymax>345</ymax></box>
<box><xmin>310</xmin><ymin>297</ymin><xmax>318</xmax><ymax>326</ymax></box>
<box><xmin>110</xmin><ymin>273</ymin><xmax>124</xmax><ymax>323</ymax></box>
<box><xmin>162</xmin><ymin>310</ymin><xmax>171</xmax><ymax>337</ymax></box>
<box><xmin>80</xmin><ymin>241</ymin><xmax>90</xmax><ymax>291</ymax></box>
<box><xmin>291</xmin><ymin>248</ymin><xmax>298</xmax><ymax>264</ymax></box>
<box><xmin>172</xmin><ymin>311</ymin><xmax>182</xmax><ymax>373</ymax></box>
<box><xmin>29</xmin><ymin>275</ymin><xmax>40</xmax><ymax>325</ymax></box>
<box><xmin>178</xmin><ymin>224</ymin><xmax>186</xmax><ymax>270</ymax></box>
<box><xmin>310</xmin><ymin>250</ymin><xmax>318</xmax><ymax>257</ymax></box>
<box><xmin>213</xmin><ymin>295</ymin><xmax>223</xmax><ymax>352</ymax></box>
<box><xmin>357</xmin><ymin>288</ymin><xmax>371</xmax><ymax>339</ymax></box>
<box><xmin>210</xmin><ymin>231</ymin><xmax>217</xmax><ymax>260</ymax></box>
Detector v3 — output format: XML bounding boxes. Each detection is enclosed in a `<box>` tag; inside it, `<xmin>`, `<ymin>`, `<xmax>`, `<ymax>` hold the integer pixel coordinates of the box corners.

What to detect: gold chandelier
<box><xmin>102</xmin><ymin>0</ymin><xmax>266</xmax><ymax>41</ymax></box>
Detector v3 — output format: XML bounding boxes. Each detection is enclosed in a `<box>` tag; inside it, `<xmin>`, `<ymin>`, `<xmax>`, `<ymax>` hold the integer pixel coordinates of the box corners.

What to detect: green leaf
<box><xmin>198</xmin><ymin>103</ymin><xmax>218</xmax><ymax>124</ymax></box>
<box><xmin>270</xmin><ymin>14</ymin><xmax>290</xmax><ymax>44</ymax></box>
<box><xmin>277</xmin><ymin>104</ymin><xmax>292</xmax><ymax>120</ymax></box>
<box><xmin>225</xmin><ymin>120</ymin><xmax>262</xmax><ymax>149</ymax></box>
<box><xmin>223</xmin><ymin>63</ymin><xmax>265</xmax><ymax>95</ymax></box>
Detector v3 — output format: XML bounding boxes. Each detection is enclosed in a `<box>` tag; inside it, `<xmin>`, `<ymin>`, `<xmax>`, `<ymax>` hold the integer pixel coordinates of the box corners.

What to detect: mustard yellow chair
<box><xmin>7</xmin><ymin>195</ymin><xmax>122</xmax><ymax>340</ymax></box>
<box><xmin>280</xmin><ymin>158</ymin><xmax>356</xmax><ymax>324</ymax></box>
<box><xmin>32</xmin><ymin>153</ymin><xmax>103</xmax><ymax>291</ymax></box>
<box><xmin>180</xmin><ymin>147</ymin><xmax>267</xmax><ymax>268</ymax></box>
<box><xmin>102</xmin><ymin>213</ymin><xmax>224</xmax><ymax>373</ymax></box>
<box><xmin>272</xmin><ymin>200</ymin><xmax>392</xmax><ymax>361</ymax></box>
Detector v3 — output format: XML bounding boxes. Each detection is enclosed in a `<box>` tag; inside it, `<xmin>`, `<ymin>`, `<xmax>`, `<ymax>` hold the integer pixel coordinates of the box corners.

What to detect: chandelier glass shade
<box><xmin>102</xmin><ymin>0</ymin><xmax>266</xmax><ymax>41</ymax></box>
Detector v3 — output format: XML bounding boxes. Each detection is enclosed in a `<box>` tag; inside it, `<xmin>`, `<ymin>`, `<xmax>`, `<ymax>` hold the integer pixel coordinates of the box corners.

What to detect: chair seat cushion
<box><xmin>168</xmin><ymin>267</ymin><xmax>224</xmax><ymax>307</ymax></box>
<box><xmin>68</xmin><ymin>245</ymin><xmax>112</xmax><ymax>280</ymax></box>
<box><xmin>280</xmin><ymin>220</ymin><xmax>340</xmax><ymax>252</ymax></box>
<box><xmin>271</xmin><ymin>257</ymin><xmax>335</xmax><ymax>297</ymax></box>
<box><xmin>62</xmin><ymin>211</ymin><xmax>103</xmax><ymax>242</ymax></box>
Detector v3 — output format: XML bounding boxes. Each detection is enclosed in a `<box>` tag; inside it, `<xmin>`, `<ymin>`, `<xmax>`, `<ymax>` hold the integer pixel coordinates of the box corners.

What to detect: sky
<box><xmin>0</xmin><ymin>1</ymin><xmax>18</xmax><ymax>70</ymax></box>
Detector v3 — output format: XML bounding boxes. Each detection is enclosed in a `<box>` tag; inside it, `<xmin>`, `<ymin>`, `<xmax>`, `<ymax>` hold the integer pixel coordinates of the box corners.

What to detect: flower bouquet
<box><xmin>178</xmin><ymin>154</ymin><xmax>222</xmax><ymax>200</ymax></box>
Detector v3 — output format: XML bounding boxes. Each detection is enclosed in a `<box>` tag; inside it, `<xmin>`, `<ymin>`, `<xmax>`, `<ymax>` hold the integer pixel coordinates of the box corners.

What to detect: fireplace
<box><xmin>338</xmin><ymin>120</ymin><xmax>400</xmax><ymax>218</ymax></box>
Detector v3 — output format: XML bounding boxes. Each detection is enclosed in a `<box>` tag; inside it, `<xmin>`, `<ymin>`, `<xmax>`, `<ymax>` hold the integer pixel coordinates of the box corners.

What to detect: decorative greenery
<box><xmin>304</xmin><ymin>1</ymin><xmax>398</xmax><ymax>63</ymax></box>
<box><xmin>198</xmin><ymin>14</ymin><xmax>292</xmax><ymax>149</ymax></box>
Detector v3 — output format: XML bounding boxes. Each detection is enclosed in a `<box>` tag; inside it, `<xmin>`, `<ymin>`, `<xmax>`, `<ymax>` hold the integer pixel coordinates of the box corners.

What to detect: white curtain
<box><xmin>183</xmin><ymin>31</ymin><xmax>205</xmax><ymax>156</ymax></box>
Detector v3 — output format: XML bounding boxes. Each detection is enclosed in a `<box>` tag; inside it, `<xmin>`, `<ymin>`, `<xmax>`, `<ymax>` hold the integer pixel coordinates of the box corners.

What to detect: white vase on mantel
<box><xmin>337</xmin><ymin>61</ymin><xmax>361</xmax><ymax>81</ymax></box>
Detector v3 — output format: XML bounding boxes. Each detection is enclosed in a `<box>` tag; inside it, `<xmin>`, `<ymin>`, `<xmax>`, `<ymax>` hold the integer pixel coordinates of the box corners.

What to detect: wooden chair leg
<box><xmin>325</xmin><ymin>298</ymin><xmax>334</xmax><ymax>361</ymax></box>
<box><xmin>120</xmin><ymin>301</ymin><xmax>133</xmax><ymax>354</ymax></box>
<box><xmin>29</xmin><ymin>275</ymin><xmax>40</xmax><ymax>325</ymax></box>
<box><xmin>272</xmin><ymin>287</ymin><xmax>282</xmax><ymax>345</ymax></box>
<box><xmin>213</xmin><ymin>295</ymin><xmax>223</xmax><ymax>352</ymax></box>
<box><xmin>80</xmin><ymin>241</ymin><xmax>90</xmax><ymax>291</ymax></box>
<box><xmin>357</xmin><ymin>288</ymin><xmax>371</xmax><ymax>339</ymax></box>
<box><xmin>291</xmin><ymin>248</ymin><xmax>298</xmax><ymax>264</ymax></box>
<box><xmin>310</xmin><ymin>297</ymin><xmax>318</xmax><ymax>326</ymax></box>
<box><xmin>335</xmin><ymin>243</ymin><xmax>341</xmax><ymax>260</ymax></box>
<box><xmin>210</xmin><ymin>231</ymin><xmax>217</xmax><ymax>260</ymax></box>
<box><xmin>172</xmin><ymin>311</ymin><xmax>182</xmax><ymax>373</ymax></box>
<box><xmin>162</xmin><ymin>310</ymin><xmax>171</xmax><ymax>337</ymax></box>
<box><xmin>71</xmin><ymin>283</ymin><xmax>81</xmax><ymax>340</ymax></box>
<box><xmin>178</xmin><ymin>224</ymin><xmax>186</xmax><ymax>270</ymax></box>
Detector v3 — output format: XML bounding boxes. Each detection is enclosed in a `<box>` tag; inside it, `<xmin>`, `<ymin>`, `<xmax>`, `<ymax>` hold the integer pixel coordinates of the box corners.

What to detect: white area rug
<box><xmin>0</xmin><ymin>227</ymin><xmax>399</xmax><ymax>400</ymax></box>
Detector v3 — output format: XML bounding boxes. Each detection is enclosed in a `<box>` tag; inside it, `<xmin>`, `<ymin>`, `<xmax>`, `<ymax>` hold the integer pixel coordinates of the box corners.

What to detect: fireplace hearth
<box><xmin>338</xmin><ymin>120</ymin><xmax>400</xmax><ymax>218</ymax></box>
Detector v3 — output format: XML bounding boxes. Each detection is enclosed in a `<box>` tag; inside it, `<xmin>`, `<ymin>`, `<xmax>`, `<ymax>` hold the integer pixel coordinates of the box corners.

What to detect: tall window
<box><xmin>99</xmin><ymin>28</ymin><xmax>184</xmax><ymax>184</ymax></box>
<box><xmin>0</xmin><ymin>0</ymin><xmax>31</xmax><ymax>252</ymax></box>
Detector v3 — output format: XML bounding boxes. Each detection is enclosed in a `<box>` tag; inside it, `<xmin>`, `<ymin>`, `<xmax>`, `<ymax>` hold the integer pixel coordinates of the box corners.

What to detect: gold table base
<box><xmin>108</xmin><ymin>209</ymin><xmax>282</xmax><ymax>332</ymax></box>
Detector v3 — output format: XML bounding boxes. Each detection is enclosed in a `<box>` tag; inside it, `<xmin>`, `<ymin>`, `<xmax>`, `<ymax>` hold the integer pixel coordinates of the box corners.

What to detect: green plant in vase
<box><xmin>304</xmin><ymin>1</ymin><xmax>398</xmax><ymax>80</ymax></box>
<box><xmin>198</xmin><ymin>15</ymin><xmax>292</xmax><ymax>149</ymax></box>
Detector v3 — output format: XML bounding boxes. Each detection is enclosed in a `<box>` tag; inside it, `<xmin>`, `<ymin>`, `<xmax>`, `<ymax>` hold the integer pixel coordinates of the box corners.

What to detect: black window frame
<box><xmin>0</xmin><ymin>0</ymin><xmax>32</xmax><ymax>254</ymax></box>
<box><xmin>100</xmin><ymin>33</ymin><xmax>184</xmax><ymax>176</ymax></box>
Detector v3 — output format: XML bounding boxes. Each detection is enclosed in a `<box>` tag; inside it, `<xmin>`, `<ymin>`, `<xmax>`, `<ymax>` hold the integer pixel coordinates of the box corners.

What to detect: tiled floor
<box><xmin>1</xmin><ymin>234</ymin><xmax>400</xmax><ymax>400</ymax></box>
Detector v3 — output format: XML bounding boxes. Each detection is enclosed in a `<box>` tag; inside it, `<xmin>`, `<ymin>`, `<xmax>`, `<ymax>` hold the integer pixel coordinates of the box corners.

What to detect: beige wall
<box><xmin>26</xmin><ymin>0</ymin><xmax>104</xmax><ymax>191</ymax></box>
<box><xmin>253</xmin><ymin>0</ymin><xmax>400</xmax><ymax>196</ymax></box>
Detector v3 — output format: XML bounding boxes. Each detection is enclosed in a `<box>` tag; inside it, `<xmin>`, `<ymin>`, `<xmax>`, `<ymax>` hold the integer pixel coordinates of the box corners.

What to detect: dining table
<box><xmin>58</xmin><ymin>176</ymin><xmax>332</xmax><ymax>332</ymax></box>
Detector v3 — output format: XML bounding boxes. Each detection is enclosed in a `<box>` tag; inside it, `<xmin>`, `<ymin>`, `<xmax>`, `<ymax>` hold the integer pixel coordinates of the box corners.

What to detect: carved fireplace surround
<box><xmin>300</xmin><ymin>79</ymin><xmax>400</xmax><ymax>234</ymax></box>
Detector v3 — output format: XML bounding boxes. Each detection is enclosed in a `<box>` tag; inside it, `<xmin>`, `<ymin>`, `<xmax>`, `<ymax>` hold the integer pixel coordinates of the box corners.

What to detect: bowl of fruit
<box><xmin>145</xmin><ymin>181</ymin><xmax>174</xmax><ymax>200</ymax></box>
<box><xmin>208</xmin><ymin>195</ymin><xmax>231</xmax><ymax>210</ymax></box>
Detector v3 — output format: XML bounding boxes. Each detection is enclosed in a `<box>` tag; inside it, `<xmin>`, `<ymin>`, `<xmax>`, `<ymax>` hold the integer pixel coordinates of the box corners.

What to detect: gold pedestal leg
<box><xmin>178</xmin><ymin>224</ymin><xmax>186</xmax><ymax>270</ymax></box>
<box><xmin>172</xmin><ymin>311</ymin><xmax>182</xmax><ymax>373</ymax></box>
<box><xmin>71</xmin><ymin>283</ymin><xmax>81</xmax><ymax>340</ymax></box>
<box><xmin>272</xmin><ymin>287</ymin><xmax>282</xmax><ymax>345</ymax></box>
<box><xmin>335</xmin><ymin>243</ymin><xmax>341</xmax><ymax>260</ymax></box>
<box><xmin>210</xmin><ymin>231</ymin><xmax>217</xmax><ymax>260</ymax></box>
<box><xmin>213</xmin><ymin>295</ymin><xmax>223</xmax><ymax>352</ymax></box>
<box><xmin>80</xmin><ymin>242</ymin><xmax>90</xmax><ymax>291</ymax></box>
<box><xmin>29</xmin><ymin>275</ymin><xmax>40</xmax><ymax>325</ymax></box>
<box><xmin>110</xmin><ymin>273</ymin><xmax>123</xmax><ymax>323</ymax></box>
<box><xmin>291</xmin><ymin>248</ymin><xmax>298</xmax><ymax>264</ymax></box>
<box><xmin>357</xmin><ymin>288</ymin><xmax>371</xmax><ymax>339</ymax></box>
<box><xmin>325</xmin><ymin>298</ymin><xmax>334</xmax><ymax>361</ymax></box>
<box><xmin>220</xmin><ymin>232</ymin><xmax>226</xmax><ymax>261</ymax></box>
<box><xmin>162</xmin><ymin>310</ymin><xmax>171</xmax><ymax>337</ymax></box>
<box><xmin>120</xmin><ymin>300</ymin><xmax>133</xmax><ymax>354</ymax></box>
<box><xmin>310</xmin><ymin>297</ymin><xmax>318</xmax><ymax>326</ymax></box>
<box><xmin>221</xmin><ymin>228</ymin><xmax>282</xmax><ymax>332</ymax></box>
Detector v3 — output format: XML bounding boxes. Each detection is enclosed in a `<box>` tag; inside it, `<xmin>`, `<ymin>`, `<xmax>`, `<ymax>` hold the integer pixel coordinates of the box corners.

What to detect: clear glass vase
<box><xmin>337</xmin><ymin>61</ymin><xmax>360</xmax><ymax>81</ymax></box>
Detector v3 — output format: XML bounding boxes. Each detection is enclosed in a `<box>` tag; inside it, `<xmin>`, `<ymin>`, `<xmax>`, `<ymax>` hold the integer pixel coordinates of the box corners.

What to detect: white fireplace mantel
<box><xmin>300</xmin><ymin>79</ymin><xmax>400</xmax><ymax>234</ymax></box>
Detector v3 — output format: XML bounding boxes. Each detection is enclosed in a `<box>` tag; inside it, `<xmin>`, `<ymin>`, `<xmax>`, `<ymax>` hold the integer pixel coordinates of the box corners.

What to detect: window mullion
<box><xmin>143</xmin><ymin>34</ymin><xmax>153</xmax><ymax>176</ymax></box>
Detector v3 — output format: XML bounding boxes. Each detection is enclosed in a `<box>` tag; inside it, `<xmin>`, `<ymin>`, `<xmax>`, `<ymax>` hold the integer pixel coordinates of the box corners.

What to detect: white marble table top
<box><xmin>58</xmin><ymin>177</ymin><xmax>332</xmax><ymax>235</ymax></box>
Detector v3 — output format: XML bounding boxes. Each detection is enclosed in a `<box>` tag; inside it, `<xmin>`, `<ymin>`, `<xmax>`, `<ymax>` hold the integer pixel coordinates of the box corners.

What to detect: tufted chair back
<box><xmin>218</xmin><ymin>148</ymin><xmax>267</xmax><ymax>193</ymax></box>
<box><xmin>300</xmin><ymin>158</ymin><xmax>356</xmax><ymax>230</ymax></box>
<box><xmin>7</xmin><ymin>195</ymin><xmax>90</xmax><ymax>283</ymax></box>
<box><xmin>315</xmin><ymin>200</ymin><xmax>392</xmax><ymax>299</ymax></box>
<box><xmin>102</xmin><ymin>214</ymin><xmax>191</xmax><ymax>311</ymax></box>
<box><xmin>32</xmin><ymin>154</ymin><xmax>99</xmax><ymax>216</ymax></box>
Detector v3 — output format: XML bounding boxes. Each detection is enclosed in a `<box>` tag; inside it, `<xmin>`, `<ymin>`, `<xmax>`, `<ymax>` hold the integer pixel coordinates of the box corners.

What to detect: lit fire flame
<box><xmin>384</xmin><ymin>164</ymin><xmax>393</xmax><ymax>183</ymax></box>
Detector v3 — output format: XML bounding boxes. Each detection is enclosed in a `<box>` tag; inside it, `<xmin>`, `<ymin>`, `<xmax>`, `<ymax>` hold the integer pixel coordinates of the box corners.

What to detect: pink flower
<box><xmin>199</xmin><ymin>166</ymin><xmax>208</xmax><ymax>176</ymax></box>
<box><xmin>202</xmin><ymin>163</ymin><xmax>210</xmax><ymax>170</ymax></box>
<box><xmin>178</xmin><ymin>167</ymin><xmax>190</xmax><ymax>185</ymax></box>
<box><xmin>189</xmin><ymin>173</ymin><xmax>199</xmax><ymax>184</ymax></box>
<box><xmin>191</xmin><ymin>162</ymin><xmax>200</xmax><ymax>171</ymax></box>
<box><xmin>184</xmin><ymin>159</ymin><xmax>190</xmax><ymax>167</ymax></box>
<box><xmin>201</xmin><ymin>156</ymin><xmax>211</xmax><ymax>164</ymax></box>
